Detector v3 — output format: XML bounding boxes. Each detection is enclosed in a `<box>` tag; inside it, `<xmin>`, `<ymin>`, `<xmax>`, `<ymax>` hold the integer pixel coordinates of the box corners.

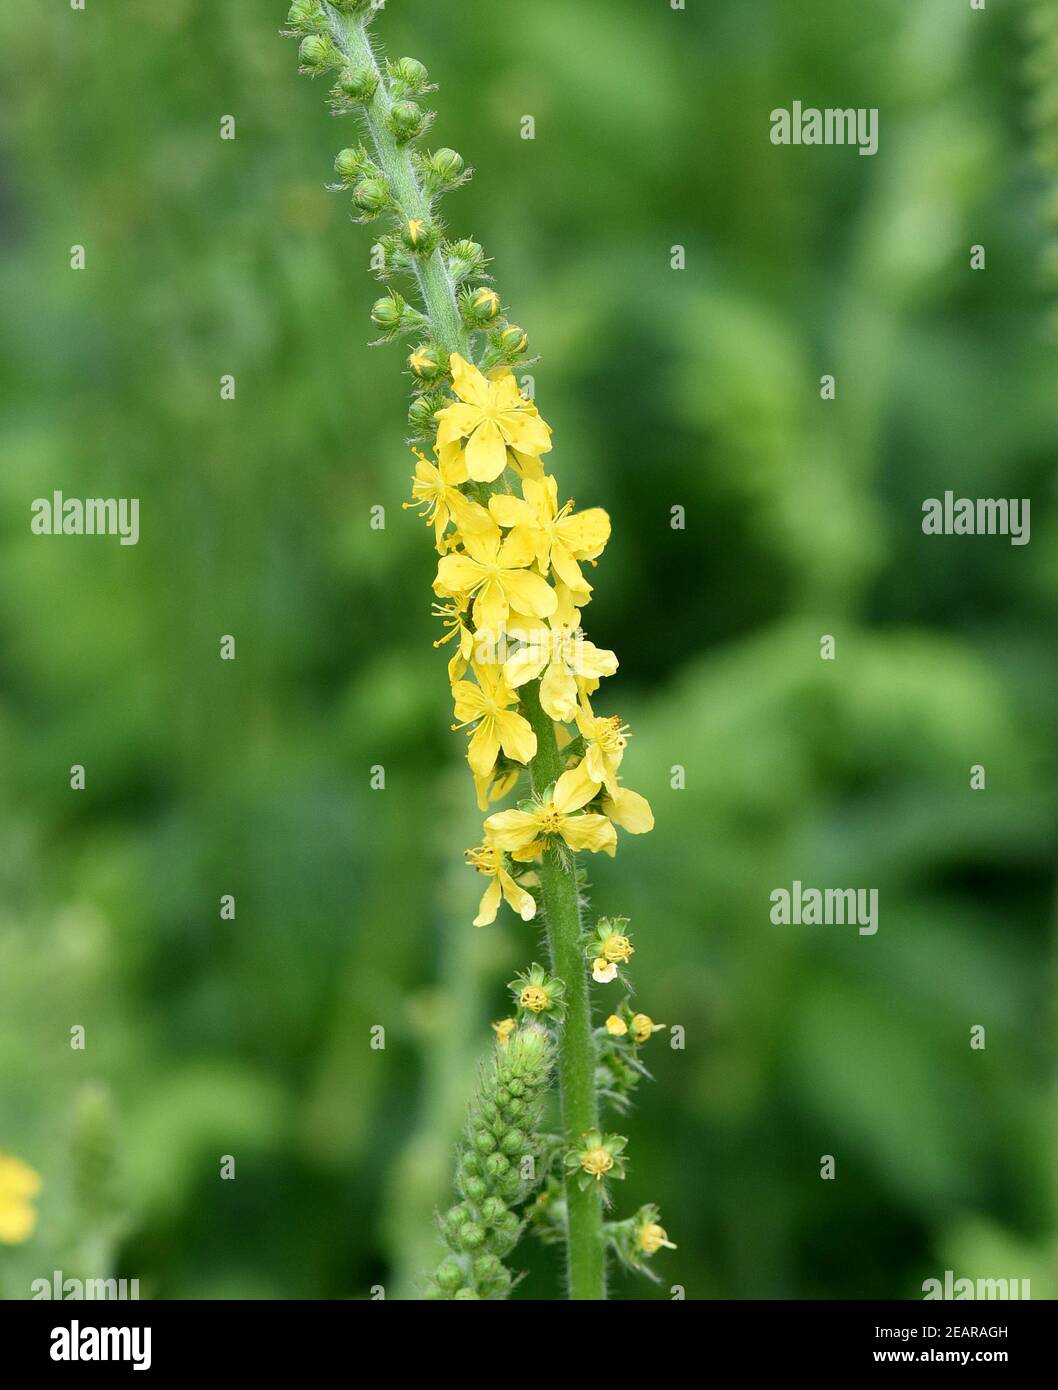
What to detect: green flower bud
<box><xmin>462</xmin><ymin>285</ymin><xmax>501</xmax><ymax>326</ymax></box>
<box><xmin>497</xmin><ymin>1171</ymin><xmax>523</xmax><ymax>1201</ymax></box>
<box><xmin>298</xmin><ymin>33</ymin><xmax>338</xmax><ymax>74</ymax></box>
<box><xmin>472</xmin><ymin>1253</ymin><xmax>505</xmax><ymax>1285</ymax></box>
<box><xmin>459</xmin><ymin>1222</ymin><xmax>485</xmax><ymax>1251</ymax></box>
<box><xmin>429</xmin><ymin>147</ymin><xmax>464</xmax><ymax>181</ymax></box>
<box><xmin>473</xmin><ymin>1128</ymin><xmax>497</xmax><ymax>1155</ymax></box>
<box><xmin>461</xmin><ymin>1154</ymin><xmax>482</xmax><ymax>1177</ymax></box>
<box><xmin>453</xmin><ymin>1288</ymin><xmax>481</xmax><ymax>1300</ymax></box>
<box><xmin>408</xmin><ymin>343</ymin><xmax>444</xmax><ymax>381</ymax></box>
<box><xmin>494</xmin><ymin>1087</ymin><xmax>511</xmax><ymax>1108</ymax></box>
<box><xmin>388</xmin><ymin>100</ymin><xmax>426</xmax><ymax>143</ymax></box>
<box><xmin>390</xmin><ymin>56</ymin><xmax>430</xmax><ymax>91</ymax></box>
<box><xmin>506</xmin><ymin>1078</ymin><xmax>525</xmax><ymax>1099</ymax></box>
<box><xmin>338</xmin><ymin>66</ymin><xmax>379</xmax><ymax>103</ymax></box>
<box><xmin>496</xmin><ymin>323</ymin><xmax>529</xmax><ymax>357</ymax></box>
<box><xmin>285</xmin><ymin>0</ymin><xmax>324</xmax><ymax>32</ymax></box>
<box><xmin>370</xmin><ymin>295</ymin><xmax>404</xmax><ymax>330</ymax></box>
<box><xmin>460</xmin><ymin>1174</ymin><xmax>487</xmax><ymax>1204</ymax></box>
<box><xmin>445</xmin><ymin>1202</ymin><xmax>470</xmax><ymax>1230</ymax></box>
<box><xmin>408</xmin><ymin>392</ymin><xmax>445</xmax><ymax>435</ymax></box>
<box><xmin>435</xmin><ymin>1259</ymin><xmax>464</xmax><ymax>1293</ymax></box>
<box><xmin>351</xmin><ymin>176</ymin><xmax>389</xmax><ymax>216</ymax></box>
<box><xmin>334</xmin><ymin>147</ymin><xmax>368</xmax><ymax>182</ymax></box>
<box><xmin>479</xmin><ymin>1196</ymin><xmax>506</xmax><ymax>1225</ymax></box>
<box><xmin>500</xmin><ymin>1128</ymin><xmax>527</xmax><ymax>1157</ymax></box>
<box><xmin>401</xmin><ymin>217</ymin><xmax>437</xmax><ymax>255</ymax></box>
<box><xmin>483</xmin><ymin>1152</ymin><xmax>510</xmax><ymax>1179</ymax></box>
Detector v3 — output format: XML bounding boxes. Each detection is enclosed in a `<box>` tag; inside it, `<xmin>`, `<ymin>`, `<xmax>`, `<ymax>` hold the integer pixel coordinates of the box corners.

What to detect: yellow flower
<box><xmin>435</xmin><ymin>354</ymin><xmax>552</xmax><ymax>483</ymax></box>
<box><xmin>592</xmin><ymin>958</ymin><xmax>618</xmax><ymax>984</ymax></box>
<box><xmin>600</xmin><ymin>933</ymin><xmax>634</xmax><ymax>963</ymax></box>
<box><xmin>631</xmin><ymin>1013</ymin><xmax>663</xmax><ymax>1044</ymax></box>
<box><xmin>600</xmin><ymin>785</ymin><xmax>655</xmax><ymax>835</ymax></box>
<box><xmin>581</xmin><ymin>1146</ymin><xmax>614</xmax><ymax>1180</ymax></box>
<box><xmin>503</xmin><ymin>623</ymin><xmax>618</xmax><ymax>723</ymax></box>
<box><xmin>575</xmin><ymin>698</ymin><xmax>630</xmax><ymax>798</ymax></box>
<box><xmin>488</xmin><ymin>475</ymin><xmax>610</xmax><ymax>596</ymax></box>
<box><xmin>0</xmin><ymin>1153</ymin><xmax>42</xmax><ymax>1244</ymax></box>
<box><xmin>451</xmin><ymin>664</ymin><xmax>537</xmax><ymax>777</ymax></box>
<box><xmin>485</xmin><ymin>766</ymin><xmax>617</xmax><ymax>858</ymax></box>
<box><xmin>435</xmin><ymin>526</ymin><xmax>557</xmax><ymax>632</ymax></box>
<box><xmin>492</xmin><ymin>1017</ymin><xmax>517</xmax><ymax>1046</ymax></box>
<box><xmin>638</xmin><ymin>1220</ymin><xmax>677</xmax><ymax>1255</ymax></box>
<box><xmin>605</xmin><ymin>1014</ymin><xmax>628</xmax><ymax>1036</ymax></box>
<box><xmin>466</xmin><ymin>840</ymin><xmax>536</xmax><ymax>927</ymax></box>
<box><xmin>404</xmin><ymin>448</ymin><xmax>492</xmax><ymax>552</ymax></box>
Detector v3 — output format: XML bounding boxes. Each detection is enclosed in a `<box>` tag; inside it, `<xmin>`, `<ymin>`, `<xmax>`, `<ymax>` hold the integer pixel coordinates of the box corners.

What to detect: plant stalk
<box><xmin>333</xmin><ymin>5</ymin><xmax>606</xmax><ymax>1300</ymax></box>
<box><xmin>520</xmin><ymin>681</ymin><xmax>607</xmax><ymax>1301</ymax></box>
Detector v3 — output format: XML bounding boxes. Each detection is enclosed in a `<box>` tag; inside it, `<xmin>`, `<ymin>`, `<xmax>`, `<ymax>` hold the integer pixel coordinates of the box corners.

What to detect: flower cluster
<box><xmin>284</xmin><ymin>0</ymin><xmax>673</xmax><ymax>1296</ymax></box>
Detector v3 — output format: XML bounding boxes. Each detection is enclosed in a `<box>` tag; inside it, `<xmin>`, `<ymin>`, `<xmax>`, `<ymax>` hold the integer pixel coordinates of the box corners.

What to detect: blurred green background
<box><xmin>2</xmin><ymin>0</ymin><xmax>1056</xmax><ymax>1299</ymax></box>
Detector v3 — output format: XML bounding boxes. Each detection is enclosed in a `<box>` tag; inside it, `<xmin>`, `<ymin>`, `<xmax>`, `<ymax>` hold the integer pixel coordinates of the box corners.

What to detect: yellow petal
<box><xmin>465</xmin><ymin>419</ymin><xmax>509</xmax><ymax>482</ymax></box>
<box><xmin>501</xmin><ymin>569</ymin><xmax>558</xmax><ymax>619</ymax></box>
<box><xmin>604</xmin><ymin>787</ymin><xmax>655</xmax><ymax>834</ymax></box>
<box><xmin>473</xmin><ymin>876</ymin><xmax>502</xmax><ymax>927</ymax></box>
<box><xmin>488</xmin><ymin>494</ymin><xmax>536</xmax><ymax>529</ymax></box>
<box><xmin>557</xmin><ymin>506</ymin><xmax>611</xmax><ymax>560</ymax></box>
<box><xmin>559</xmin><ymin>812</ymin><xmax>617</xmax><ymax>856</ymax></box>
<box><xmin>572</xmin><ymin>639</ymin><xmax>618</xmax><ymax>681</ymax></box>
<box><xmin>552</xmin><ymin>762</ymin><xmax>599</xmax><ymax>814</ymax></box>
<box><xmin>499</xmin><ymin>869</ymin><xmax>536</xmax><ymax>921</ymax></box>
<box><xmin>497</xmin><ymin>710</ymin><xmax>538</xmax><ymax>765</ymax></box>
<box><xmin>504</xmin><ymin>640</ymin><xmax>550</xmax><ymax>689</ymax></box>
<box><xmin>484</xmin><ymin>808</ymin><xmax>540</xmax><ymax>851</ymax></box>
<box><xmin>467</xmin><ymin>719</ymin><xmax>501</xmax><ymax>777</ymax></box>
<box><xmin>539</xmin><ymin>658</ymin><xmax>578</xmax><ymax>722</ymax></box>
<box><xmin>449</xmin><ymin>352</ymin><xmax>492</xmax><ymax>409</ymax></box>
<box><xmin>472</xmin><ymin>578</ymin><xmax>509</xmax><ymax>631</ymax></box>
<box><xmin>436</xmin><ymin>553</ymin><xmax>483</xmax><ymax>595</ymax></box>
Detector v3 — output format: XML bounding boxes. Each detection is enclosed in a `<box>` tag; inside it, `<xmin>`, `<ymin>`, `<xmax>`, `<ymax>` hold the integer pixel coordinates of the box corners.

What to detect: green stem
<box><xmin>520</xmin><ymin>681</ymin><xmax>607</xmax><ymax>1300</ymax></box>
<box><xmin>331</xmin><ymin>10</ymin><xmax>468</xmax><ymax>356</ymax></box>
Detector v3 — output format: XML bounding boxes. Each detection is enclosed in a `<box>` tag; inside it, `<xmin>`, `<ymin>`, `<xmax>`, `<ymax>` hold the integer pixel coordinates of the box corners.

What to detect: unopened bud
<box><xmin>401</xmin><ymin>217</ymin><xmax>437</xmax><ymax>254</ymax></box>
<box><xmin>464</xmin><ymin>286</ymin><xmax>501</xmax><ymax>325</ymax></box>
<box><xmin>298</xmin><ymin>33</ymin><xmax>337</xmax><ymax>73</ymax></box>
<box><xmin>338</xmin><ymin>66</ymin><xmax>379</xmax><ymax>103</ymax></box>
<box><xmin>408</xmin><ymin>343</ymin><xmax>444</xmax><ymax>381</ymax></box>
<box><xmin>388</xmin><ymin>100</ymin><xmax>426</xmax><ymax>143</ymax></box>
<box><xmin>496</xmin><ymin>322</ymin><xmax>528</xmax><ymax>357</ymax></box>
<box><xmin>429</xmin><ymin>147</ymin><xmax>464</xmax><ymax>181</ymax></box>
<box><xmin>391</xmin><ymin>56</ymin><xmax>430</xmax><ymax>91</ymax></box>
<box><xmin>352</xmin><ymin>176</ymin><xmax>389</xmax><ymax>215</ymax></box>
<box><xmin>334</xmin><ymin>147</ymin><xmax>367</xmax><ymax>182</ymax></box>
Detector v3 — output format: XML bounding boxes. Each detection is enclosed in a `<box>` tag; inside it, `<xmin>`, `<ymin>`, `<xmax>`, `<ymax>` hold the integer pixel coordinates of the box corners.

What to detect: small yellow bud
<box><xmin>638</xmin><ymin>1221</ymin><xmax>677</xmax><ymax>1255</ymax></box>
<box><xmin>601</xmin><ymin>933</ymin><xmax>634</xmax><ymax>963</ymax></box>
<box><xmin>492</xmin><ymin>1018</ymin><xmax>516</xmax><ymax>1047</ymax></box>
<box><xmin>631</xmin><ymin>1013</ymin><xmax>661</xmax><ymax>1043</ymax></box>
<box><xmin>519</xmin><ymin>984</ymin><xmax>550</xmax><ymax>1014</ymax></box>
<box><xmin>581</xmin><ymin>1147</ymin><xmax>614</xmax><ymax>1180</ymax></box>
<box><xmin>605</xmin><ymin>1015</ymin><xmax>627</xmax><ymax>1037</ymax></box>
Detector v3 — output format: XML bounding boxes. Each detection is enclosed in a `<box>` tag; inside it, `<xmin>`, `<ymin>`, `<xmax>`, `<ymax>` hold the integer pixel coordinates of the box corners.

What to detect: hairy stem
<box><xmin>520</xmin><ymin>681</ymin><xmax>607</xmax><ymax>1300</ymax></box>
<box><xmin>331</xmin><ymin>11</ymin><xmax>468</xmax><ymax>355</ymax></box>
